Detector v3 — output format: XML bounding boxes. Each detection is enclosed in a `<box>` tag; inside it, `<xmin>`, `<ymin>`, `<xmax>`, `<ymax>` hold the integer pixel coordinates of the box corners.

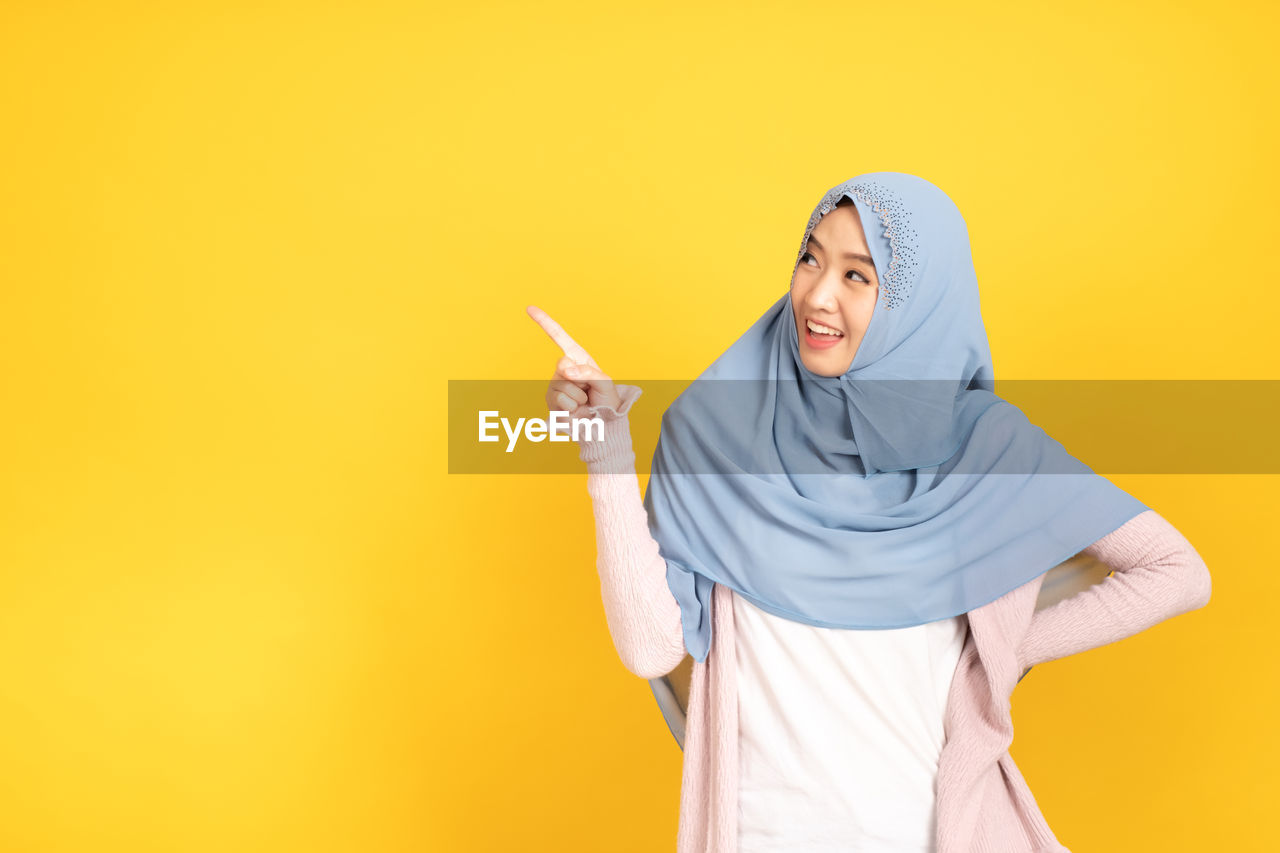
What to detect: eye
<box><xmin>800</xmin><ymin>250</ymin><xmax>872</xmax><ymax>284</ymax></box>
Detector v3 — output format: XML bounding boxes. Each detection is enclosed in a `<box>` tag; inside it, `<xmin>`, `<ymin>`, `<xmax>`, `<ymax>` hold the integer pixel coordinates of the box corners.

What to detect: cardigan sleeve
<box><xmin>576</xmin><ymin>384</ymin><xmax>688</xmax><ymax>679</ymax></box>
<box><xmin>1017</xmin><ymin>509</ymin><xmax>1212</xmax><ymax>671</ymax></box>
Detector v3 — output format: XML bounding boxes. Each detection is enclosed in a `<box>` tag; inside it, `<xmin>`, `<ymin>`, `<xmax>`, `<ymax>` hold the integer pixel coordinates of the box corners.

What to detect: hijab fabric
<box><xmin>643</xmin><ymin>172</ymin><xmax>1148</xmax><ymax>663</ymax></box>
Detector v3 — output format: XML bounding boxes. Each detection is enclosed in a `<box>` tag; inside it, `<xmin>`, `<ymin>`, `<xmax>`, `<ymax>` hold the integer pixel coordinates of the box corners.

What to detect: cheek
<box><xmin>841</xmin><ymin>298</ymin><xmax>875</xmax><ymax>338</ymax></box>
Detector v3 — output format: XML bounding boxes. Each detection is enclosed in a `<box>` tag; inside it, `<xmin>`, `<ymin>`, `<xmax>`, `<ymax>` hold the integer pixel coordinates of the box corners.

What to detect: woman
<box><xmin>528</xmin><ymin>172</ymin><xmax>1211</xmax><ymax>852</ymax></box>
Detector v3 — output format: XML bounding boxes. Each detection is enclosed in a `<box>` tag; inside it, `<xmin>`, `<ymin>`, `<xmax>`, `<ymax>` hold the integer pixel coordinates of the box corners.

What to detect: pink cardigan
<box><xmin>578</xmin><ymin>386</ymin><xmax>1213</xmax><ymax>853</ymax></box>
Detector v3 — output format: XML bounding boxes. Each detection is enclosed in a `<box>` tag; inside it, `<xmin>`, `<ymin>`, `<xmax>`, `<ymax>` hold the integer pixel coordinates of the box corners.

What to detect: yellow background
<box><xmin>1</xmin><ymin>1</ymin><xmax>1275</xmax><ymax>850</ymax></box>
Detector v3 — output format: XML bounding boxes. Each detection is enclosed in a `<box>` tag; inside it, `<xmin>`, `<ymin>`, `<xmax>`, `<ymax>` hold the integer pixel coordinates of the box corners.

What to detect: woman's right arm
<box><xmin>577</xmin><ymin>386</ymin><xmax>688</xmax><ymax>679</ymax></box>
<box><xmin>525</xmin><ymin>305</ymin><xmax>687</xmax><ymax>680</ymax></box>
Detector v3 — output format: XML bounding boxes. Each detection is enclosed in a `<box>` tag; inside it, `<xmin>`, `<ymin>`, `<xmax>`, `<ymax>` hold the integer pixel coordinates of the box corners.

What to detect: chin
<box><xmin>801</xmin><ymin>352</ymin><xmax>852</xmax><ymax>377</ymax></box>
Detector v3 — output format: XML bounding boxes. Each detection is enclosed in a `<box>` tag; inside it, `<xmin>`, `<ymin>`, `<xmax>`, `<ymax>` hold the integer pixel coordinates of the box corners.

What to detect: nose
<box><xmin>804</xmin><ymin>270</ymin><xmax>841</xmax><ymax>313</ymax></box>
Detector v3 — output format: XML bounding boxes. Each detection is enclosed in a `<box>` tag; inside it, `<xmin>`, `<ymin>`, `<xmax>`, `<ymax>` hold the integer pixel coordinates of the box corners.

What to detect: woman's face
<box><xmin>790</xmin><ymin>201</ymin><xmax>880</xmax><ymax>376</ymax></box>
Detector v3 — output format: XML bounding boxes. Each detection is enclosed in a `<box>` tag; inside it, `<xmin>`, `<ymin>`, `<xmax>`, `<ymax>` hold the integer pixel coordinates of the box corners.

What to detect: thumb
<box><xmin>562</xmin><ymin>362</ymin><xmax>611</xmax><ymax>386</ymax></box>
<box><xmin>562</xmin><ymin>363</ymin><xmax>620</xmax><ymax>405</ymax></box>
<box><xmin>565</xmin><ymin>358</ymin><xmax>604</xmax><ymax>379</ymax></box>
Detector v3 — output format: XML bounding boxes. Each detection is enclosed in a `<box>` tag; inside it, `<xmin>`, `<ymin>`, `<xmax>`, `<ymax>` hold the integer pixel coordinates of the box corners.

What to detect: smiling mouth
<box><xmin>803</xmin><ymin>318</ymin><xmax>845</xmax><ymax>352</ymax></box>
<box><xmin>806</xmin><ymin>319</ymin><xmax>844</xmax><ymax>338</ymax></box>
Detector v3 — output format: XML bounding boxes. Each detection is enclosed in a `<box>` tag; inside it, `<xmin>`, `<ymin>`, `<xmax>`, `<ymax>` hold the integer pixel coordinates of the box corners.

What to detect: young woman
<box><xmin>528</xmin><ymin>172</ymin><xmax>1212</xmax><ymax>853</ymax></box>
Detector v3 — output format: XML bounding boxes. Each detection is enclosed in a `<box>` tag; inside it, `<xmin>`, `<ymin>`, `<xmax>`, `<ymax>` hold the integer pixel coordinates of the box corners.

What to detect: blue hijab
<box><xmin>643</xmin><ymin>172</ymin><xmax>1148</xmax><ymax>663</ymax></box>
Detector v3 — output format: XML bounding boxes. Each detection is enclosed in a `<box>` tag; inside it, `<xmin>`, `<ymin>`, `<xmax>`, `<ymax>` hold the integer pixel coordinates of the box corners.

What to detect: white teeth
<box><xmin>807</xmin><ymin>319</ymin><xmax>842</xmax><ymax>336</ymax></box>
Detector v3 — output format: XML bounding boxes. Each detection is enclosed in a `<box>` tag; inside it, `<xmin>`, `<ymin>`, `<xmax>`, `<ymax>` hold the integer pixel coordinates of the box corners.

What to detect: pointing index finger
<box><xmin>525</xmin><ymin>305</ymin><xmax>598</xmax><ymax>366</ymax></box>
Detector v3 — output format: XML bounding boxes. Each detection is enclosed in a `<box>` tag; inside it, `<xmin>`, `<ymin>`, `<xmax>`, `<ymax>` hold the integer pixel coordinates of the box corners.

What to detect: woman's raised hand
<box><xmin>526</xmin><ymin>305</ymin><xmax>622</xmax><ymax>415</ymax></box>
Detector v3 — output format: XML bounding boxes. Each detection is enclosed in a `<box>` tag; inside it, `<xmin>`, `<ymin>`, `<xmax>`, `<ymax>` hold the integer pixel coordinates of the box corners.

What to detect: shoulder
<box><xmin>961</xmin><ymin>399</ymin><xmax>1044</xmax><ymax>466</ymax></box>
<box><xmin>972</xmin><ymin>398</ymin><xmax>1033</xmax><ymax>437</ymax></box>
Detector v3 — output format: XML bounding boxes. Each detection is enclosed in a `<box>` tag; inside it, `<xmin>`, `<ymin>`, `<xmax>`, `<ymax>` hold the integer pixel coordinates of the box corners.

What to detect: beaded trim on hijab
<box><xmin>796</xmin><ymin>179</ymin><xmax>920</xmax><ymax>311</ymax></box>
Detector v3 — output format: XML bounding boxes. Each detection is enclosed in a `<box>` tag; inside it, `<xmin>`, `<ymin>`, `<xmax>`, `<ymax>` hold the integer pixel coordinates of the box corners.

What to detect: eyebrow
<box><xmin>806</xmin><ymin>236</ymin><xmax>874</xmax><ymax>265</ymax></box>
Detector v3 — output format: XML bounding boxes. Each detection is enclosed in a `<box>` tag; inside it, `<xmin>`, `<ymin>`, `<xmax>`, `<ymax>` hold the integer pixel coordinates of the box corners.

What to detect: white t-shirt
<box><xmin>733</xmin><ymin>589</ymin><xmax>969</xmax><ymax>853</ymax></box>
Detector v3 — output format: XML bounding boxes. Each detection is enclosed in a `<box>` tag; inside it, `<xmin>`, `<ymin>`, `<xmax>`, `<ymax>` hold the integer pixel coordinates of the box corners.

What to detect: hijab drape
<box><xmin>643</xmin><ymin>172</ymin><xmax>1148</xmax><ymax>662</ymax></box>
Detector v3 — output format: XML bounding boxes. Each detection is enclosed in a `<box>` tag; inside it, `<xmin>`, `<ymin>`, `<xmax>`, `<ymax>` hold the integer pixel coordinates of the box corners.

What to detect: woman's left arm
<box><xmin>1018</xmin><ymin>509</ymin><xmax>1212</xmax><ymax>671</ymax></box>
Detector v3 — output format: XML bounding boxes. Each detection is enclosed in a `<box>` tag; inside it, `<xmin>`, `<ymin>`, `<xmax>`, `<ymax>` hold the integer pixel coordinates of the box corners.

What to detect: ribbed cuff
<box><xmin>578</xmin><ymin>384</ymin><xmax>642</xmax><ymax>474</ymax></box>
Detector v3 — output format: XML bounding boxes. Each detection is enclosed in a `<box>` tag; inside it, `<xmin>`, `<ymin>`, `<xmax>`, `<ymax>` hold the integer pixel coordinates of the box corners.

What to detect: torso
<box><xmin>733</xmin><ymin>588</ymin><xmax>969</xmax><ymax>852</ymax></box>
